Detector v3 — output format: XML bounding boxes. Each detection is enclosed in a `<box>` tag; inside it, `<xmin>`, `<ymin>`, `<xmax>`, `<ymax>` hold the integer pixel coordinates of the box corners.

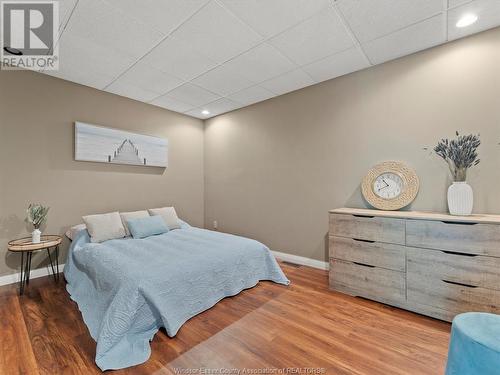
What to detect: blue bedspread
<box><xmin>64</xmin><ymin>224</ymin><xmax>289</xmax><ymax>370</ymax></box>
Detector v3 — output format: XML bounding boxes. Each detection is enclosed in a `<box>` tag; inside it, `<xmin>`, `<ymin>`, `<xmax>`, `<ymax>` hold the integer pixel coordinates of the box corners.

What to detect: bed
<box><xmin>64</xmin><ymin>221</ymin><xmax>289</xmax><ymax>370</ymax></box>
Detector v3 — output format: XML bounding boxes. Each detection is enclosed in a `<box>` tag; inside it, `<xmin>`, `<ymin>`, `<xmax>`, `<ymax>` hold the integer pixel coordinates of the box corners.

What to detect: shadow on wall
<box><xmin>54</xmin><ymin>160</ymin><xmax>167</xmax><ymax>176</ymax></box>
<box><xmin>4</xmin><ymin>247</ymin><xmax>64</xmax><ymax>275</ymax></box>
<box><xmin>323</xmin><ymin>233</ymin><xmax>329</xmax><ymax>263</ymax></box>
<box><xmin>0</xmin><ymin>214</ymin><xmax>60</xmax><ymax>274</ymax></box>
<box><xmin>323</xmin><ymin>184</ymin><xmax>367</xmax><ymax>263</ymax></box>
<box><xmin>0</xmin><ymin>214</ymin><xmax>25</xmax><ymax>241</ymax></box>
<box><xmin>343</xmin><ymin>178</ymin><xmax>452</xmax><ymax>213</ymax></box>
<box><xmin>345</xmin><ymin>184</ymin><xmax>365</xmax><ymax>208</ymax></box>
<box><xmin>1</xmin><ymin>214</ymin><xmax>28</xmax><ymax>272</ymax></box>
<box><xmin>343</xmin><ymin>183</ymin><xmax>418</xmax><ymax>211</ymax></box>
<box><xmin>322</xmin><ymin>183</ymin><xmax>421</xmax><ymax>262</ymax></box>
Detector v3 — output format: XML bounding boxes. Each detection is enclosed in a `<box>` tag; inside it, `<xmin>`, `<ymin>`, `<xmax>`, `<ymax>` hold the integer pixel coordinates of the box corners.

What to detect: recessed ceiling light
<box><xmin>456</xmin><ymin>14</ymin><xmax>478</xmax><ymax>28</ymax></box>
<box><xmin>201</xmin><ymin>110</ymin><xmax>210</xmax><ymax>115</ymax></box>
<box><xmin>3</xmin><ymin>46</ymin><xmax>23</xmax><ymax>55</ymax></box>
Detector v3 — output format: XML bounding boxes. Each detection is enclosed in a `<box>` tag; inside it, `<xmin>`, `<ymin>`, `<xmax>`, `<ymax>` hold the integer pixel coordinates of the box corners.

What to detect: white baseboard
<box><xmin>272</xmin><ymin>250</ymin><xmax>329</xmax><ymax>270</ymax></box>
<box><xmin>0</xmin><ymin>264</ymin><xmax>65</xmax><ymax>287</ymax></box>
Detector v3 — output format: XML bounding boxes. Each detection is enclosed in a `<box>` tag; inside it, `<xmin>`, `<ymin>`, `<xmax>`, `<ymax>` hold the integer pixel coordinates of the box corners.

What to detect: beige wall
<box><xmin>0</xmin><ymin>70</ymin><xmax>204</xmax><ymax>276</ymax></box>
<box><xmin>205</xmin><ymin>28</ymin><xmax>500</xmax><ymax>263</ymax></box>
<box><xmin>2</xmin><ymin>28</ymin><xmax>500</xmax><ymax>276</ymax></box>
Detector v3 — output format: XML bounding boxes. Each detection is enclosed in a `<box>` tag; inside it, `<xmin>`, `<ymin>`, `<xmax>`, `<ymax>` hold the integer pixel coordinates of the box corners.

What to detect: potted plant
<box><xmin>434</xmin><ymin>132</ymin><xmax>480</xmax><ymax>215</ymax></box>
<box><xmin>26</xmin><ymin>204</ymin><xmax>50</xmax><ymax>243</ymax></box>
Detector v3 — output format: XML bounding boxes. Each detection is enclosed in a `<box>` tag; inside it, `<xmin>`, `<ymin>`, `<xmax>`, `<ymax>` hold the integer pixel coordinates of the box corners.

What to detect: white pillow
<box><xmin>65</xmin><ymin>223</ymin><xmax>87</xmax><ymax>241</ymax></box>
<box><xmin>120</xmin><ymin>210</ymin><xmax>150</xmax><ymax>236</ymax></box>
<box><xmin>82</xmin><ymin>212</ymin><xmax>126</xmax><ymax>243</ymax></box>
<box><xmin>148</xmin><ymin>207</ymin><xmax>181</xmax><ymax>230</ymax></box>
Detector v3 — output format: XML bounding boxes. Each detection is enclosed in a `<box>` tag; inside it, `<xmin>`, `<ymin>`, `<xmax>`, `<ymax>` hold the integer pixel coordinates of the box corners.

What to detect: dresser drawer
<box><xmin>406</xmin><ymin>219</ymin><xmax>500</xmax><ymax>257</ymax></box>
<box><xmin>329</xmin><ymin>259</ymin><xmax>405</xmax><ymax>304</ymax></box>
<box><xmin>329</xmin><ymin>236</ymin><xmax>405</xmax><ymax>272</ymax></box>
<box><xmin>329</xmin><ymin>213</ymin><xmax>405</xmax><ymax>245</ymax></box>
<box><xmin>407</xmin><ymin>247</ymin><xmax>500</xmax><ymax>291</ymax></box>
<box><xmin>407</xmin><ymin>273</ymin><xmax>500</xmax><ymax>317</ymax></box>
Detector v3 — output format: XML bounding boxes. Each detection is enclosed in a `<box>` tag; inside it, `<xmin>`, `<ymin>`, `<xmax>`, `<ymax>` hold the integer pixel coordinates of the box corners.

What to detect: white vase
<box><xmin>32</xmin><ymin>229</ymin><xmax>41</xmax><ymax>243</ymax></box>
<box><xmin>447</xmin><ymin>181</ymin><xmax>473</xmax><ymax>216</ymax></box>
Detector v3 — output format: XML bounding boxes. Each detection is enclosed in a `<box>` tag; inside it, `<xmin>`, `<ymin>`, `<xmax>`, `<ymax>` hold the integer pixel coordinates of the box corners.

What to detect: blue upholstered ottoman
<box><xmin>446</xmin><ymin>312</ymin><xmax>500</xmax><ymax>375</ymax></box>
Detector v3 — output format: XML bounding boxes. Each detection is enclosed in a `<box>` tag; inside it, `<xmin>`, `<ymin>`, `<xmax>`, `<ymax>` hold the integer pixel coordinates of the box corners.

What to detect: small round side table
<box><xmin>8</xmin><ymin>235</ymin><xmax>62</xmax><ymax>295</ymax></box>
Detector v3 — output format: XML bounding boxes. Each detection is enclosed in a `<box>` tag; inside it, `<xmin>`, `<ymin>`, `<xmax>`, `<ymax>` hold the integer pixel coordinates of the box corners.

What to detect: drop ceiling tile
<box><xmin>448</xmin><ymin>0</ymin><xmax>500</xmax><ymax>40</ymax></box>
<box><xmin>112</xmin><ymin>62</ymin><xmax>183</xmax><ymax>94</ymax></box>
<box><xmin>185</xmin><ymin>98</ymin><xmax>242</xmax><ymax>118</ymax></box>
<box><xmin>219</xmin><ymin>0</ymin><xmax>331</xmax><ymax>38</ymax></box>
<box><xmin>55</xmin><ymin>32</ymin><xmax>138</xmax><ymax>76</ymax></box>
<box><xmin>58</xmin><ymin>0</ymin><xmax>78</xmax><ymax>29</ymax></box>
<box><xmin>140</xmin><ymin>36</ymin><xmax>217</xmax><ymax>81</ymax></box>
<box><xmin>337</xmin><ymin>0</ymin><xmax>444</xmax><ymax>42</ymax></box>
<box><xmin>224</xmin><ymin>43</ymin><xmax>295</xmax><ymax>83</ymax></box>
<box><xmin>44</xmin><ymin>66</ymin><xmax>115</xmax><ymax>90</ymax></box>
<box><xmin>40</xmin><ymin>0</ymin><xmax>500</xmax><ymax>117</ymax></box>
<box><xmin>448</xmin><ymin>0</ymin><xmax>473</xmax><ymax>8</ymax></box>
<box><xmin>104</xmin><ymin>0</ymin><xmax>209</xmax><ymax>35</ymax></box>
<box><xmin>269</xmin><ymin>7</ymin><xmax>354</xmax><ymax>66</ymax></box>
<box><xmin>106</xmin><ymin>81</ymin><xmax>160</xmax><ymax>102</ymax></box>
<box><xmin>162</xmin><ymin>83</ymin><xmax>220</xmax><ymax>108</ymax></box>
<box><xmin>150</xmin><ymin>95</ymin><xmax>195</xmax><ymax>113</ymax></box>
<box><xmin>170</xmin><ymin>1</ymin><xmax>262</xmax><ymax>64</ymax></box>
<box><xmin>46</xmin><ymin>0</ymin><xmax>77</xmax><ymax>53</ymax></box>
<box><xmin>43</xmin><ymin>32</ymin><xmax>135</xmax><ymax>89</ymax></box>
<box><xmin>362</xmin><ymin>14</ymin><xmax>446</xmax><ymax>65</ymax></box>
<box><xmin>64</xmin><ymin>0</ymin><xmax>164</xmax><ymax>60</ymax></box>
<box><xmin>302</xmin><ymin>47</ymin><xmax>370</xmax><ymax>82</ymax></box>
<box><xmin>227</xmin><ymin>85</ymin><xmax>275</xmax><ymax>105</ymax></box>
<box><xmin>191</xmin><ymin>64</ymin><xmax>255</xmax><ymax>95</ymax></box>
<box><xmin>260</xmin><ymin>69</ymin><xmax>314</xmax><ymax>95</ymax></box>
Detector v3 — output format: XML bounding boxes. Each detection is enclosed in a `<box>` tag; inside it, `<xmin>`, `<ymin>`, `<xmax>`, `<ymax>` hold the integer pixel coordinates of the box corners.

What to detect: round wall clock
<box><xmin>361</xmin><ymin>161</ymin><xmax>419</xmax><ymax>210</ymax></box>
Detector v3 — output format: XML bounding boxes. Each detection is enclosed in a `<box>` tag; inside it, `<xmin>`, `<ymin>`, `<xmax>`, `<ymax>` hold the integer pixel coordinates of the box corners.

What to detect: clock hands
<box><xmin>378</xmin><ymin>178</ymin><xmax>390</xmax><ymax>192</ymax></box>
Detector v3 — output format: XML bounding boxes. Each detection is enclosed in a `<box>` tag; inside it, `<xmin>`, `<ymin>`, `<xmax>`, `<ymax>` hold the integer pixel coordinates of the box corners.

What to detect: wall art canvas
<box><xmin>75</xmin><ymin>122</ymin><xmax>168</xmax><ymax>167</ymax></box>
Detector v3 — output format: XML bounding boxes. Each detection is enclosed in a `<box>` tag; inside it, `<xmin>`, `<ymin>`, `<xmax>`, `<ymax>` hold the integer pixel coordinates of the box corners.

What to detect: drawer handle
<box><xmin>442</xmin><ymin>279</ymin><xmax>478</xmax><ymax>288</ymax></box>
<box><xmin>353</xmin><ymin>262</ymin><xmax>375</xmax><ymax>268</ymax></box>
<box><xmin>353</xmin><ymin>214</ymin><xmax>374</xmax><ymax>218</ymax></box>
<box><xmin>352</xmin><ymin>238</ymin><xmax>376</xmax><ymax>243</ymax></box>
<box><xmin>442</xmin><ymin>250</ymin><xmax>478</xmax><ymax>257</ymax></box>
<box><xmin>441</xmin><ymin>221</ymin><xmax>477</xmax><ymax>225</ymax></box>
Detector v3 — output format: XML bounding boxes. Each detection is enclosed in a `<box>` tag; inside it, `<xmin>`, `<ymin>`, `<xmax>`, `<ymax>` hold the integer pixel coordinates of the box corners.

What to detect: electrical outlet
<box><xmin>213</xmin><ymin>220</ymin><xmax>218</xmax><ymax>230</ymax></box>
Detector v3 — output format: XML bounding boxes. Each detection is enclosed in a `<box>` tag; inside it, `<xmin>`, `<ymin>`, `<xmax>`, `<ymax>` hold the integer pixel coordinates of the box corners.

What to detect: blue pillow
<box><xmin>126</xmin><ymin>215</ymin><xmax>168</xmax><ymax>239</ymax></box>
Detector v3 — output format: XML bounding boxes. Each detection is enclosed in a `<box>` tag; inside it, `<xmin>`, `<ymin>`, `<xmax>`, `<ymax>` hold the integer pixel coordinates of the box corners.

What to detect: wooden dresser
<box><xmin>329</xmin><ymin>207</ymin><xmax>500</xmax><ymax>322</ymax></box>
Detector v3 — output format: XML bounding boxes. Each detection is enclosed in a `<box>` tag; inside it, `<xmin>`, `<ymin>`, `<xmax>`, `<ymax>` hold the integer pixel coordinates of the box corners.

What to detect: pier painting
<box><xmin>75</xmin><ymin>122</ymin><xmax>168</xmax><ymax>167</ymax></box>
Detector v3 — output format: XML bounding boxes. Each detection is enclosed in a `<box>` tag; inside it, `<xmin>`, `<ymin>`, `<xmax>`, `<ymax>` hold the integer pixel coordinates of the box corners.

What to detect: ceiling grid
<box><xmin>37</xmin><ymin>0</ymin><xmax>500</xmax><ymax>118</ymax></box>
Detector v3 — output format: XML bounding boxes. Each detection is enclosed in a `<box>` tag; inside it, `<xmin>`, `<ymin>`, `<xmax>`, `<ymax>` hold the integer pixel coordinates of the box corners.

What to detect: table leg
<box><xmin>20</xmin><ymin>252</ymin><xmax>25</xmax><ymax>295</ymax></box>
<box><xmin>55</xmin><ymin>245</ymin><xmax>59</xmax><ymax>281</ymax></box>
<box><xmin>25</xmin><ymin>252</ymin><xmax>32</xmax><ymax>286</ymax></box>
<box><xmin>20</xmin><ymin>252</ymin><xmax>32</xmax><ymax>294</ymax></box>
<box><xmin>47</xmin><ymin>247</ymin><xmax>57</xmax><ymax>282</ymax></box>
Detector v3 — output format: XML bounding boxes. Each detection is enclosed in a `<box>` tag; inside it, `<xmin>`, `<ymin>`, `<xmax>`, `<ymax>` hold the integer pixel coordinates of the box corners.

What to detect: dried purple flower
<box><xmin>434</xmin><ymin>132</ymin><xmax>480</xmax><ymax>181</ymax></box>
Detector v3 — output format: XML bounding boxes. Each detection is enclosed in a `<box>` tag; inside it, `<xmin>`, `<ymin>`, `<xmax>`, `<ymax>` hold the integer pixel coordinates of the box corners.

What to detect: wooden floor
<box><xmin>0</xmin><ymin>262</ymin><xmax>451</xmax><ymax>375</ymax></box>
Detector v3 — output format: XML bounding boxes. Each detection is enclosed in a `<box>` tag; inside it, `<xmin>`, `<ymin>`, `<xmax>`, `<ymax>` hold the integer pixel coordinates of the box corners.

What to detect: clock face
<box><xmin>373</xmin><ymin>173</ymin><xmax>403</xmax><ymax>200</ymax></box>
<box><xmin>361</xmin><ymin>161</ymin><xmax>419</xmax><ymax>210</ymax></box>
